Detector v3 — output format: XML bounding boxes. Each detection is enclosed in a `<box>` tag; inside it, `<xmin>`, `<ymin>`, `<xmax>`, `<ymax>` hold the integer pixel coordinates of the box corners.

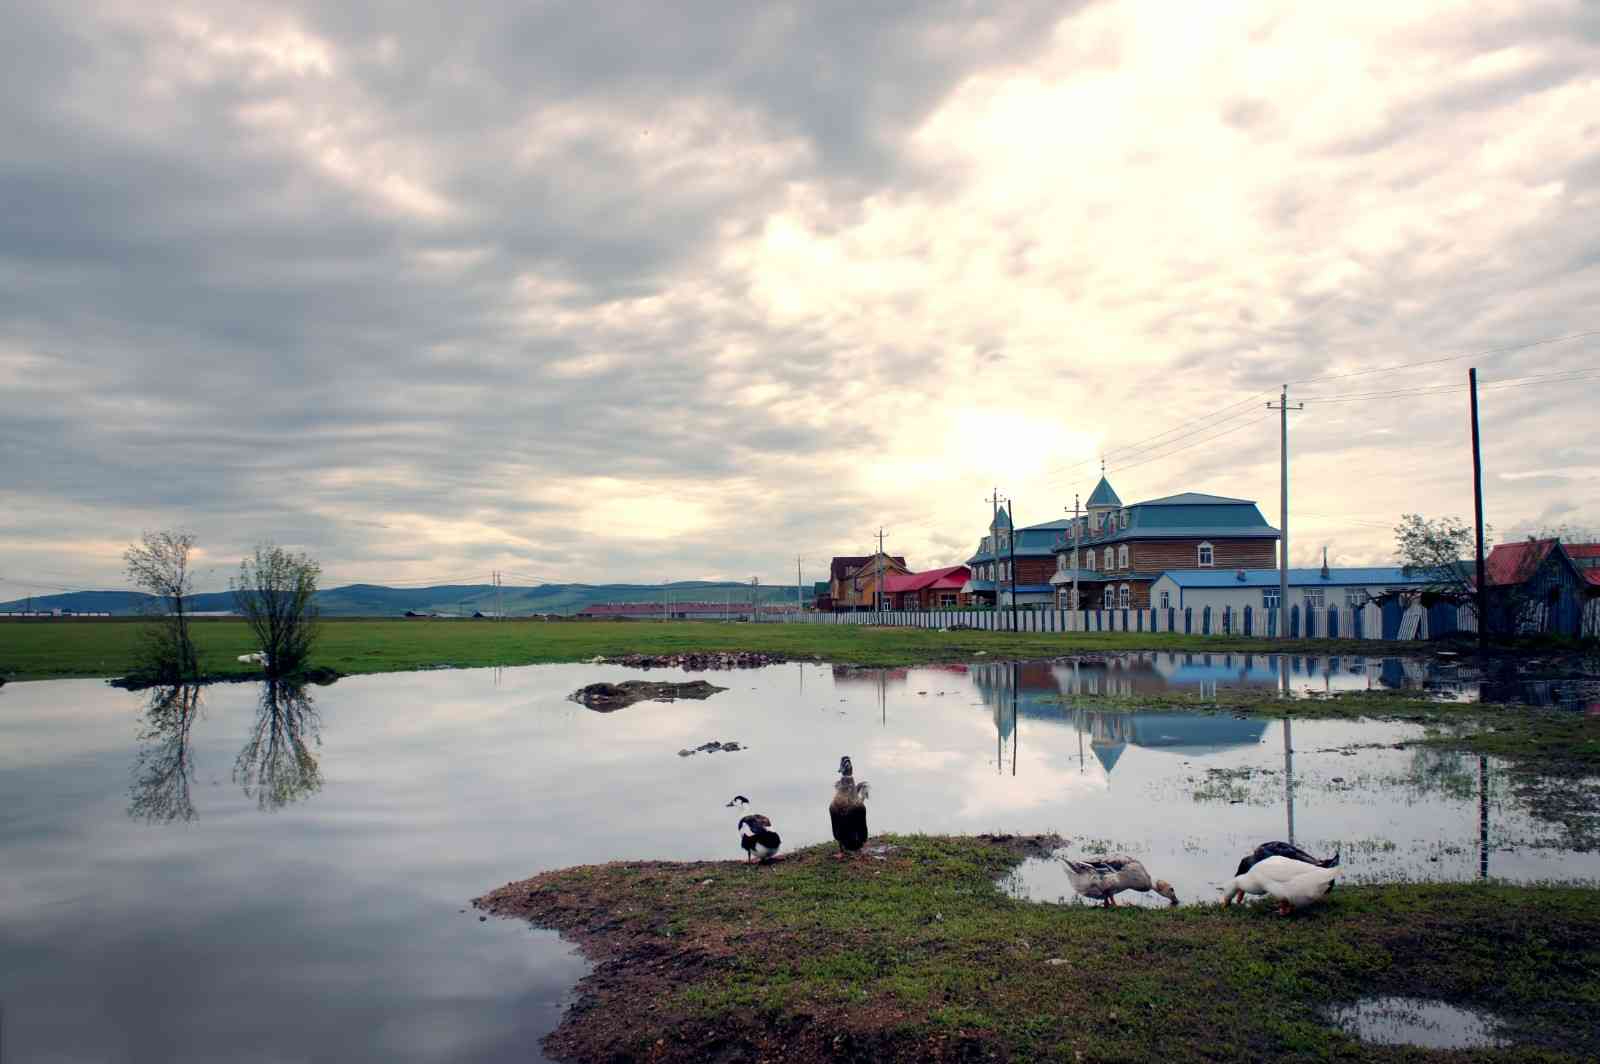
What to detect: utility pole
<box><xmin>1469</xmin><ymin>367</ymin><xmax>1489</xmax><ymax>657</ymax></box>
<box><xmin>1267</xmin><ymin>386</ymin><xmax>1303</xmax><ymax>639</ymax></box>
<box><xmin>1065</xmin><ymin>493</ymin><xmax>1081</xmax><ymax>619</ymax></box>
<box><xmin>1008</xmin><ymin>500</ymin><xmax>1018</xmax><ymax>632</ymax></box>
<box><xmin>796</xmin><ymin>555</ymin><xmax>803</xmax><ymax>615</ymax></box>
<box><xmin>875</xmin><ymin>527</ymin><xmax>886</xmax><ymax>621</ymax></box>
<box><xmin>988</xmin><ymin>487</ymin><xmax>1002</xmax><ymax>616</ymax></box>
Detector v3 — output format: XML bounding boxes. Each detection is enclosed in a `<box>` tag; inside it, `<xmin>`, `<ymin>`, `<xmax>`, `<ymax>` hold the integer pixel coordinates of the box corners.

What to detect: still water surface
<box><xmin>2</xmin><ymin>653</ymin><xmax>1595</xmax><ymax>1060</ymax></box>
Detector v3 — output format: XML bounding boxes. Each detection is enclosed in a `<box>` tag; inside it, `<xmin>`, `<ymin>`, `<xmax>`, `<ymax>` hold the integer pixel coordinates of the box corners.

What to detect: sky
<box><xmin>2</xmin><ymin>0</ymin><xmax>1598</xmax><ymax>595</ymax></box>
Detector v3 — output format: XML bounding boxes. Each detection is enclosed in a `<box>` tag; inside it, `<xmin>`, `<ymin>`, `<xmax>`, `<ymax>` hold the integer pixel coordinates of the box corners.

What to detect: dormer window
<box><xmin>1117</xmin><ymin>546</ymin><xmax>1129</xmax><ymax>570</ymax></box>
<box><xmin>1198</xmin><ymin>542</ymin><xmax>1214</xmax><ymax>567</ymax></box>
<box><xmin>1120</xmin><ymin>510</ymin><xmax>1129</xmax><ymax>529</ymax></box>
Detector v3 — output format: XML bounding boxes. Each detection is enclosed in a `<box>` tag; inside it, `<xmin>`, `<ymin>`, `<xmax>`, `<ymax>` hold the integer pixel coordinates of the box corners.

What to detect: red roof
<box><xmin>882</xmin><ymin>565</ymin><xmax>970</xmax><ymax>594</ymax></box>
<box><xmin>1568</xmin><ymin>543</ymin><xmax>1600</xmax><ymax>586</ymax></box>
<box><xmin>1484</xmin><ymin>539</ymin><xmax>1555</xmax><ymax>586</ymax></box>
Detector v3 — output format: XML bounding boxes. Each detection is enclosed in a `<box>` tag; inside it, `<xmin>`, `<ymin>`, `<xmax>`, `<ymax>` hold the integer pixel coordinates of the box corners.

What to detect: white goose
<box><xmin>1226</xmin><ymin>855</ymin><xmax>1339</xmax><ymax>914</ymax></box>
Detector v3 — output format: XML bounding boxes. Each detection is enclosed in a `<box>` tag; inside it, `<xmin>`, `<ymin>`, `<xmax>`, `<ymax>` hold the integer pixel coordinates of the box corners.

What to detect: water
<box><xmin>1</xmin><ymin>653</ymin><xmax>1595</xmax><ymax>1060</ymax></box>
<box><xmin>1325</xmin><ymin>997</ymin><xmax>1509</xmax><ymax>1049</ymax></box>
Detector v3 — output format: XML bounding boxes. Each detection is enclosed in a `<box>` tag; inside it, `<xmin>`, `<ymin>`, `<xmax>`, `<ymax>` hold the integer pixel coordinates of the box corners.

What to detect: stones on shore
<box><xmin>603</xmin><ymin>651</ymin><xmax>784</xmax><ymax>670</ymax></box>
<box><xmin>570</xmin><ymin>680</ymin><xmax>728</xmax><ymax>712</ymax></box>
<box><xmin>676</xmin><ymin>740</ymin><xmax>744</xmax><ymax>757</ymax></box>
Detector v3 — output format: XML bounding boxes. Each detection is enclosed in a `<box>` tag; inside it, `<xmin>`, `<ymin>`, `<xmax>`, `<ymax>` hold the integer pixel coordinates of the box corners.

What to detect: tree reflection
<box><xmin>129</xmin><ymin>684</ymin><xmax>203</xmax><ymax>823</ymax></box>
<box><xmin>233</xmin><ymin>680</ymin><xmax>323</xmax><ymax>810</ymax></box>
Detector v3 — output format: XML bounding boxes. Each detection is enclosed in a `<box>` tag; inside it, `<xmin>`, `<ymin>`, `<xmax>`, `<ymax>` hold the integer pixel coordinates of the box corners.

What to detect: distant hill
<box><xmin>0</xmin><ymin>581</ymin><xmax>808</xmax><ymax>618</ymax></box>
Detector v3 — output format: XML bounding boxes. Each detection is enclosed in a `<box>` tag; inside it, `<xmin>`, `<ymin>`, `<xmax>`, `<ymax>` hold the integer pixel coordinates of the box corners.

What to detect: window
<box><xmin>1197</xmin><ymin>542</ymin><xmax>1214</xmax><ymax>567</ymax></box>
<box><xmin>1345</xmin><ymin>589</ymin><xmax>1367</xmax><ymax>608</ymax></box>
<box><xmin>1159</xmin><ymin>590</ymin><xmax>1171</xmax><ymax>610</ymax></box>
<box><xmin>1262</xmin><ymin>588</ymin><xmax>1280</xmax><ymax>610</ymax></box>
<box><xmin>1120</xmin><ymin>510</ymin><xmax>1129</xmax><ymax>529</ymax></box>
<box><xmin>1117</xmin><ymin>545</ymin><xmax>1129</xmax><ymax>570</ymax></box>
<box><xmin>1057</xmin><ymin>554</ymin><xmax>1068</xmax><ymax>572</ymax></box>
<box><xmin>1118</xmin><ymin>584</ymin><xmax>1131</xmax><ymax>607</ymax></box>
<box><xmin>1104</xmin><ymin>588</ymin><xmax>1116</xmax><ymax>608</ymax></box>
<box><xmin>1104</xmin><ymin>547</ymin><xmax>1114</xmax><ymax>570</ymax></box>
<box><xmin>940</xmin><ymin>593</ymin><xmax>957</xmax><ymax>607</ymax></box>
<box><xmin>1305</xmin><ymin>588</ymin><xmax>1326</xmax><ymax>609</ymax></box>
<box><xmin>1085</xmin><ymin>551</ymin><xmax>1095</xmax><ymax>572</ymax></box>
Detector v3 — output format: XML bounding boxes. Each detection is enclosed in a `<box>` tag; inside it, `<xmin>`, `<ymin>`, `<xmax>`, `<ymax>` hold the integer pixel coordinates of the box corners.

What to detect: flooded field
<box><xmin>2</xmin><ymin>653</ymin><xmax>1596</xmax><ymax>1060</ymax></box>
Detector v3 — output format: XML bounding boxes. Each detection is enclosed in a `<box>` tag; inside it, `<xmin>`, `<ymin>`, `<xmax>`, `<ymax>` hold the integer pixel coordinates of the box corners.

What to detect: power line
<box><xmin>1287</xmin><ymin>329</ymin><xmax>1600</xmax><ymax>386</ymax></box>
<box><xmin>1300</xmin><ymin>368</ymin><xmax>1600</xmax><ymax>404</ymax></box>
<box><xmin>1041</xmin><ymin>392</ymin><xmax>1274</xmax><ymax>482</ymax></box>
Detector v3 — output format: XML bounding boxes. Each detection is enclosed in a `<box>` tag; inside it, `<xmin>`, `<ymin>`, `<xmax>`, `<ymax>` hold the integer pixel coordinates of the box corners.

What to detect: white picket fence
<box><xmin>780</xmin><ymin>601</ymin><xmax>1481</xmax><ymax>641</ymax></box>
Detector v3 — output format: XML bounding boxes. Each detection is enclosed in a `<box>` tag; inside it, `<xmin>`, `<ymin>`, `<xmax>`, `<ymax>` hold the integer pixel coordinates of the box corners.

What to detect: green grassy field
<box><xmin>0</xmin><ymin>617</ymin><xmax>1420</xmax><ymax>682</ymax></box>
<box><xmin>477</xmin><ymin>834</ymin><xmax>1600</xmax><ymax>1063</ymax></box>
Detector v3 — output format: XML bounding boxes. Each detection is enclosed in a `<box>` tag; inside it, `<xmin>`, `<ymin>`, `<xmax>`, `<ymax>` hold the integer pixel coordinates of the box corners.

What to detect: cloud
<box><xmin>2</xmin><ymin>0</ymin><xmax>1597</xmax><ymax>592</ymax></box>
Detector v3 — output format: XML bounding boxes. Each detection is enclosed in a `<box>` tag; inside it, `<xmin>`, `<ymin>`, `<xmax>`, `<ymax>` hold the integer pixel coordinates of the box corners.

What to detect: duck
<box><xmin>1059</xmin><ymin>854</ymin><xmax>1179</xmax><ymax>907</ymax></box>
<box><xmin>1226</xmin><ymin>855</ymin><xmax>1339</xmax><ymax>913</ymax></box>
<box><xmin>1233</xmin><ymin>840</ymin><xmax>1340</xmax><ymax>879</ymax></box>
<box><xmin>738</xmin><ymin>814</ymin><xmax>782</xmax><ymax>864</ymax></box>
<box><xmin>829</xmin><ymin>755</ymin><xmax>870</xmax><ymax>859</ymax></box>
<box><xmin>726</xmin><ymin>794</ymin><xmax>750</xmax><ymax>808</ymax></box>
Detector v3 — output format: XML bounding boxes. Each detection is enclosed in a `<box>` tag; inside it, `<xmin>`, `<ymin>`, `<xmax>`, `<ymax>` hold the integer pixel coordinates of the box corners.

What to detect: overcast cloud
<box><xmin>2</xmin><ymin>0</ymin><xmax>1597</xmax><ymax>594</ymax></box>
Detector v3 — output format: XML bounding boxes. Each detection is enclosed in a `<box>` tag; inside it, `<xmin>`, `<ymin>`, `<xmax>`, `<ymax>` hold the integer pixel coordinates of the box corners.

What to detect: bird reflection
<box><xmin>234</xmin><ymin>680</ymin><xmax>323</xmax><ymax>810</ymax></box>
<box><xmin>129</xmin><ymin>684</ymin><xmax>203</xmax><ymax>824</ymax></box>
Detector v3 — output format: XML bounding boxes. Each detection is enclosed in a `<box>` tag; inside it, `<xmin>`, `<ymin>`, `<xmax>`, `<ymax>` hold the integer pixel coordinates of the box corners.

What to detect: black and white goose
<box><xmin>738</xmin><ymin>814</ymin><xmax>782</xmax><ymax>863</ymax></box>
<box><xmin>828</xmin><ymin>755</ymin><xmax>870</xmax><ymax>860</ymax></box>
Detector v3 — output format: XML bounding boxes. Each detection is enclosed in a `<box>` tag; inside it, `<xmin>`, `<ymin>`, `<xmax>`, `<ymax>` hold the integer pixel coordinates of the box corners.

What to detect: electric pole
<box><xmin>1065</xmin><ymin>493</ymin><xmax>1080</xmax><ymax>616</ymax></box>
<box><xmin>988</xmin><ymin>488</ymin><xmax>1002</xmax><ymax>614</ymax></box>
<box><xmin>1469</xmin><ymin>367</ymin><xmax>1489</xmax><ymax>657</ymax></box>
<box><xmin>1008</xmin><ymin>500</ymin><xmax>1018</xmax><ymax>632</ymax></box>
<box><xmin>797</xmin><ymin>555</ymin><xmax>803</xmax><ymax>615</ymax></box>
<box><xmin>1267</xmin><ymin>386</ymin><xmax>1303</xmax><ymax>639</ymax></box>
<box><xmin>876</xmin><ymin>528</ymin><xmax>886</xmax><ymax>620</ymax></box>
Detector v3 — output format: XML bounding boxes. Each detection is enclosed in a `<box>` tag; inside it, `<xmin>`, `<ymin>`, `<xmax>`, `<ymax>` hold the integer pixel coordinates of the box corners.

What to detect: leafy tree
<box><xmin>234</xmin><ymin>680</ymin><xmax>322</xmax><ymax>810</ymax></box>
<box><xmin>128</xmin><ymin>685</ymin><xmax>203</xmax><ymax>823</ymax></box>
<box><xmin>1393</xmin><ymin>513</ymin><xmax>1484</xmax><ymax>619</ymax></box>
<box><xmin>231</xmin><ymin>543</ymin><xmax>321</xmax><ymax>677</ymax></box>
<box><xmin>123</xmin><ymin>530</ymin><xmax>200</xmax><ymax>681</ymax></box>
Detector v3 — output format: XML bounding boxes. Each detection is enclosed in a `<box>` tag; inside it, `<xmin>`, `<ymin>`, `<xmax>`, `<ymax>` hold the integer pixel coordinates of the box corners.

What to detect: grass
<box><xmin>475</xmin><ymin>834</ymin><xmax>1600</xmax><ymax>1063</ymax></box>
<box><xmin>0</xmin><ymin>617</ymin><xmax>1428</xmax><ymax>682</ymax></box>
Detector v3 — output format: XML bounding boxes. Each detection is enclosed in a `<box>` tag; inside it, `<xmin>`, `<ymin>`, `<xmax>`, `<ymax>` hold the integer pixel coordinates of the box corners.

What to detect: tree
<box><xmin>124</xmin><ymin>530</ymin><xmax>200</xmax><ymax>681</ymax></box>
<box><xmin>231</xmin><ymin>543</ymin><xmax>321</xmax><ymax>677</ymax></box>
<box><xmin>1393</xmin><ymin>513</ymin><xmax>1484</xmax><ymax>620</ymax></box>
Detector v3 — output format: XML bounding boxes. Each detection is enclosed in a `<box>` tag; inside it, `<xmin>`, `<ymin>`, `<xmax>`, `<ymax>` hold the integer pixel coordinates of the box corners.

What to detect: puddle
<box><xmin>1</xmin><ymin>654</ymin><xmax>1594</xmax><ymax>1060</ymax></box>
<box><xmin>1325</xmin><ymin>997</ymin><xmax>1510</xmax><ymax>1049</ymax></box>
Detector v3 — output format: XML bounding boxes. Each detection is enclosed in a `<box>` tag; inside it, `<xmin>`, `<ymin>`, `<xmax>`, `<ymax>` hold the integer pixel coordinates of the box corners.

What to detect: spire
<box><xmin>1085</xmin><ymin>475</ymin><xmax>1121</xmax><ymax>510</ymax></box>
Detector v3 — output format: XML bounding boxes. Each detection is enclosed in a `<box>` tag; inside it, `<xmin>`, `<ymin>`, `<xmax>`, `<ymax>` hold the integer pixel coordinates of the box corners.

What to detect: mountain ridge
<box><xmin>0</xmin><ymin>581</ymin><xmax>808</xmax><ymax>618</ymax></box>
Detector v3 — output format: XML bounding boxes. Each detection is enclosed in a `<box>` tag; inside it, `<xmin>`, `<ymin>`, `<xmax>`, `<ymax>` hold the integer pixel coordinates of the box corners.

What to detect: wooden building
<box><xmin>827</xmin><ymin>553</ymin><xmax>909</xmax><ymax>611</ymax></box>
<box><xmin>1482</xmin><ymin>538</ymin><xmax>1599</xmax><ymax>638</ymax></box>
<box><xmin>881</xmin><ymin>565</ymin><xmax>971</xmax><ymax>610</ymax></box>
<box><xmin>962</xmin><ymin>506</ymin><xmax>1067</xmax><ymax>608</ymax></box>
<box><xmin>1049</xmin><ymin>477</ymin><xmax>1280</xmax><ymax>609</ymax></box>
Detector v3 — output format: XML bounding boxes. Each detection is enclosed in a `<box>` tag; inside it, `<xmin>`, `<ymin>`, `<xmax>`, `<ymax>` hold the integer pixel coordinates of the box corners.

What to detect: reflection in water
<box><xmin>233</xmin><ymin>681</ymin><xmax>323</xmax><ymax>811</ymax></box>
<box><xmin>129</xmin><ymin>685</ymin><xmax>203</xmax><ymax>824</ymax></box>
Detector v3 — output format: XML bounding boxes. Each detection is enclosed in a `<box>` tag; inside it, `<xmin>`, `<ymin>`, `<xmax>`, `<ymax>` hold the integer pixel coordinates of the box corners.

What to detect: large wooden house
<box><xmin>827</xmin><ymin>553</ymin><xmax>909</xmax><ymax>611</ymax></box>
<box><xmin>1049</xmin><ymin>477</ymin><xmax>1281</xmax><ymax>609</ymax></box>
<box><xmin>962</xmin><ymin>506</ymin><xmax>1069</xmax><ymax>607</ymax></box>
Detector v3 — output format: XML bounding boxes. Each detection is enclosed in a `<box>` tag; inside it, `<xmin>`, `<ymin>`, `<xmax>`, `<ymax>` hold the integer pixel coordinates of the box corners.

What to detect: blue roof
<box><xmin>1155</xmin><ymin>566</ymin><xmax>1430</xmax><ymax>588</ymax></box>
<box><xmin>967</xmin><ymin>522</ymin><xmax>1071</xmax><ymax>563</ymax></box>
<box><xmin>1086</xmin><ymin>476</ymin><xmax>1122</xmax><ymax>508</ymax></box>
<box><xmin>991</xmin><ymin>506</ymin><xmax>1012</xmax><ymax>531</ymax></box>
<box><xmin>1057</xmin><ymin>496</ymin><xmax>1279</xmax><ymax>548</ymax></box>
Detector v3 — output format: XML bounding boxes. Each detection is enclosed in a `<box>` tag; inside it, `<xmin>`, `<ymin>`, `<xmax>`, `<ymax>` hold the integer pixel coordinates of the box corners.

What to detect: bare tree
<box><xmin>234</xmin><ymin>680</ymin><xmax>322</xmax><ymax>810</ymax></box>
<box><xmin>128</xmin><ymin>685</ymin><xmax>203</xmax><ymax>823</ymax></box>
<box><xmin>232</xmin><ymin>543</ymin><xmax>321</xmax><ymax>677</ymax></box>
<box><xmin>124</xmin><ymin>530</ymin><xmax>200</xmax><ymax>681</ymax></box>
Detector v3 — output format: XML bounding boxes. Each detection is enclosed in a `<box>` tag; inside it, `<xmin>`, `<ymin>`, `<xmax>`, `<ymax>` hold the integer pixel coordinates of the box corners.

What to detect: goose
<box><xmin>726</xmin><ymin>794</ymin><xmax>750</xmax><ymax>808</ymax></box>
<box><xmin>1233</xmin><ymin>840</ymin><xmax>1340</xmax><ymax>878</ymax></box>
<box><xmin>738</xmin><ymin>814</ymin><xmax>782</xmax><ymax>863</ymax></box>
<box><xmin>1059</xmin><ymin>855</ymin><xmax>1178</xmax><ymax>908</ymax></box>
<box><xmin>829</xmin><ymin>756</ymin><xmax>870</xmax><ymax>859</ymax></box>
<box><xmin>1226</xmin><ymin>855</ymin><xmax>1339</xmax><ymax>913</ymax></box>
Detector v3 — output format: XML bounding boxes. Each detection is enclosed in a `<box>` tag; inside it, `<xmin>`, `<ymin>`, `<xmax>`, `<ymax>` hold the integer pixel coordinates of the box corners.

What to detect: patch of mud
<box><xmin>570</xmin><ymin>680</ymin><xmax>727</xmax><ymax>712</ymax></box>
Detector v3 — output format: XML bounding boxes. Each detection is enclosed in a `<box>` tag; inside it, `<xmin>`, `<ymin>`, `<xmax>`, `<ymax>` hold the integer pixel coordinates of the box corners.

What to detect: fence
<box><xmin>781</xmin><ymin>601</ymin><xmax>1483</xmax><ymax>641</ymax></box>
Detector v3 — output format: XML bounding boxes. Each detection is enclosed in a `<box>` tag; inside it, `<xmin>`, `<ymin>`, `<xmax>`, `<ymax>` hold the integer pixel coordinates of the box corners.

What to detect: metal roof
<box><xmin>1085</xmin><ymin>476</ymin><xmax>1122</xmax><ymax>508</ymax></box>
<box><xmin>1134</xmin><ymin>492</ymin><xmax>1254</xmax><ymax>506</ymax></box>
<box><xmin>1154</xmin><ymin>567</ymin><xmax>1431</xmax><ymax>588</ymax></box>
